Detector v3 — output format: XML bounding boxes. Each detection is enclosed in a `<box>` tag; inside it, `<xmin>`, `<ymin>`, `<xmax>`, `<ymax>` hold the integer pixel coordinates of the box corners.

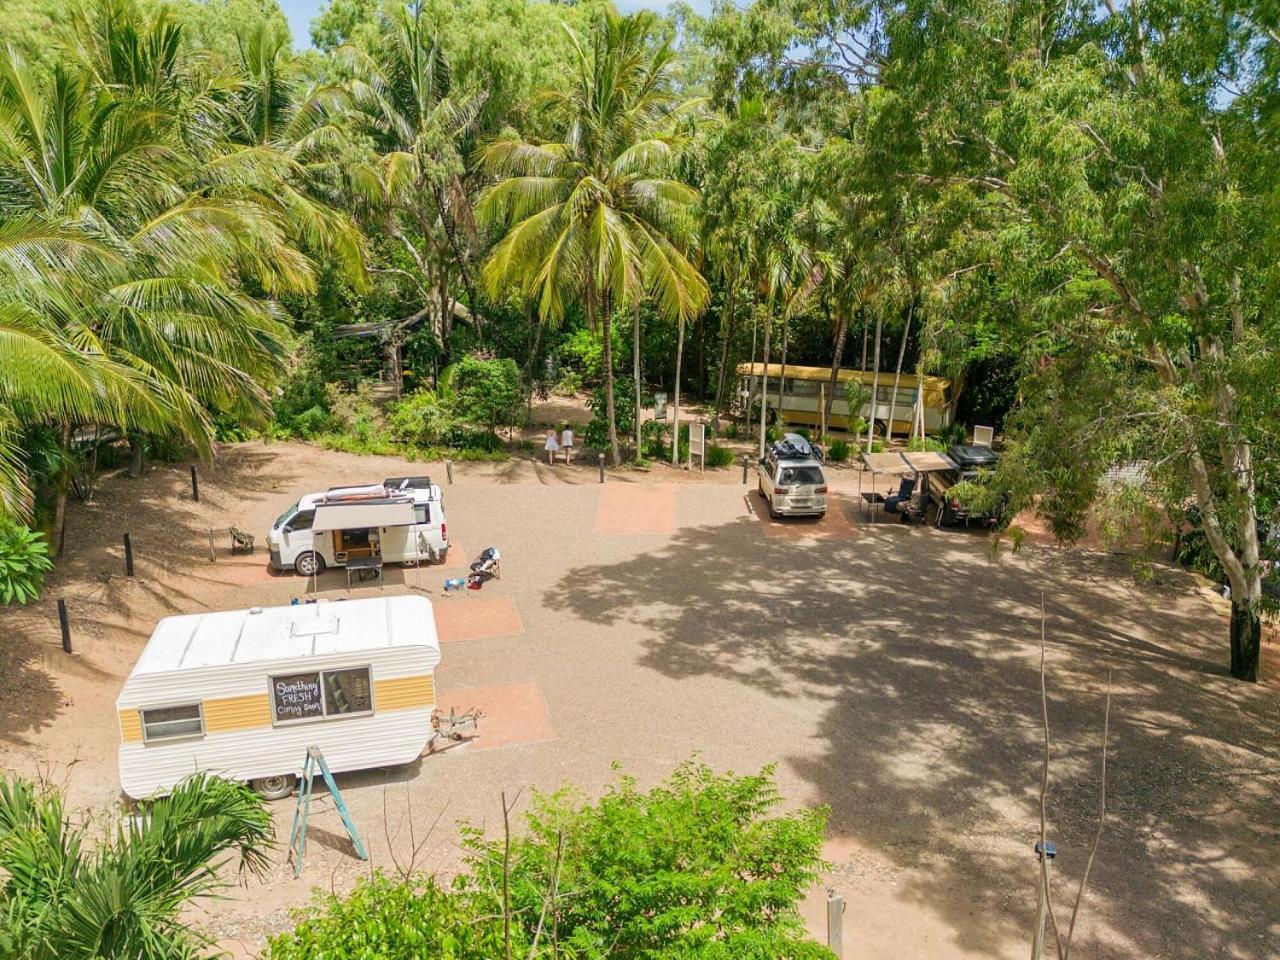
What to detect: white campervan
<box><xmin>116</xmin><ymin>596</ymin><xmax>442</xmax><ymax>800</ymax></box>
<box><xmin>267</xmin><ymin>476</ymin><xmax>447</xmax><ymax>577</ymax></box>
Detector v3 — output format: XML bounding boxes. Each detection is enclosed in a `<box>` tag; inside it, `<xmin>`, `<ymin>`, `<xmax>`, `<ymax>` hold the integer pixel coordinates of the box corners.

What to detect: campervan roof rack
<box><xmin>771</xmin><ymin>433</ymin><xmax>823</xmax><ymax>462</ymax></box>
<box><xmin>383</xmin><ymin>476</ymin><xmax>433</xmax><ymax>491</ymax></box>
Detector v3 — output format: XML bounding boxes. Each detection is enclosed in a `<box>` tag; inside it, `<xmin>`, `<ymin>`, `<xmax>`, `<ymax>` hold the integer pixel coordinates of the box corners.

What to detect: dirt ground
<box><xmin>2</xmin><ymin>433</ymin><xmax>1278</xmax><ymax>960</ymax></box>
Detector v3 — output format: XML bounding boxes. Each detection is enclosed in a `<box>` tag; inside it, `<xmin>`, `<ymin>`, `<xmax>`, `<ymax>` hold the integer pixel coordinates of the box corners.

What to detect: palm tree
<box><xmin>338</xmin><ymin>0</ymin><xmax>489</xmax><ymax>367</ymax></box>
<box><xmin>0</xmin><ymin>772</ymin><xmax>272</xmax><ymax>960</ymax></box>
<box><xmin>477</xmin><ymin>9</ymin><xmax>708</xmax><ymax>465</ymax></box>
<box><xmin>0</xmin><ymin>4</ymin><xmax>318</xmax><ymax>541</ymax></box>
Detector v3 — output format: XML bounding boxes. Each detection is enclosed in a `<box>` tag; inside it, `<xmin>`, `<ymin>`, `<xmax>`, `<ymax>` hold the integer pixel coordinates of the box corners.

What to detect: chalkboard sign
<box><xmin>272</xmin><ymin>671</ymin><xmax>323</xmax><ymax>723</ymax></box>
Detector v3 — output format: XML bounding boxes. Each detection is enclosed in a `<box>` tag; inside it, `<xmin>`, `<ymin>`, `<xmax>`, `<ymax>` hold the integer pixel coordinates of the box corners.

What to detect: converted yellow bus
<box><xmin>735</xmin><ymin>363</ymin><xmax>952</xmax><ymax>436</ymax></box>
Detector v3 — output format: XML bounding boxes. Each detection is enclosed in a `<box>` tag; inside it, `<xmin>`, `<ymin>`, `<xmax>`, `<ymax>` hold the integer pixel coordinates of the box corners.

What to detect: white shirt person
<box><xmin>560</xmin><ymin>427</ymin><xmax>575</xmax><ymax>463</ymax></box>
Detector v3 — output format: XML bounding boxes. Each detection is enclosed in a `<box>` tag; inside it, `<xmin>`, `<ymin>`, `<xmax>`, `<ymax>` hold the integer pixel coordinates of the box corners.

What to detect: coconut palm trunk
<box><xmin>865</xmin><ymin>311</ymin><xmax>883</xmax><ymax>452</ymax></box>
<box><xmin>595</xmin><ymin>283</ymin><xmax>621</xmax><ymax>465</ymax></box>
<box><xmin>633</xmin><ymin>302</ymin><xmax>643</xmax><ymax>458</ymax></box>
<box><xmin>671</xmin><ymin>315</ymin><xmax>686</xmax><ymax>466</ymax></box>
<box><xmin>885</xmin><ymin>300</ymin><xmax>914</xmax><ymax>443</ymax></box>
<box><xmin>775</xmin><ymin>314</ymin><xmax>788</xmax><ymax>420</ymax></box>
<box><xmin>824</xmin><ymin>306</ymin><xmax>848</xmax><ymax>435</ymax></box>
<box><xmin>711</xmin><ymin>282</ymin><xmax>737</xmax><ymax>430</ymax></box>
<box><xmin>758</xmin><ymin>312</ymin><xmax>773</xmax><ymax>459</ymax></box>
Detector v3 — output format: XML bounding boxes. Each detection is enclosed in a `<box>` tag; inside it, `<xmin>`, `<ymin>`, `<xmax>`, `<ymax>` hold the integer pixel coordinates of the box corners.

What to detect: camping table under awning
<box><xmin>312</xmin><ymin>500</ymin><xmax>417</xmax><ymax>532</ymax></box>
<box><xmin>858</xmin><ymin>450</ymin><xmax>958</xmax><ymax>521</ymax></box>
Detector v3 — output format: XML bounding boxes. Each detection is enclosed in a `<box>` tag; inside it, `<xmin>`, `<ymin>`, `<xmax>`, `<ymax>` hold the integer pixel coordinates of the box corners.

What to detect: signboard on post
<box><xmin>688</xmin><ymin>421</ymin><xmax>706</xmax><ymax>471</ymax></box>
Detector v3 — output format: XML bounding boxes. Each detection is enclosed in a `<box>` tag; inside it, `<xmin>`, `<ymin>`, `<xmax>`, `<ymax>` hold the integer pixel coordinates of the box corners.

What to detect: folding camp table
<box><xmin>345</xmin><ymin>555</ymin><xmax>383</xmax><ymax>589</ymax></box>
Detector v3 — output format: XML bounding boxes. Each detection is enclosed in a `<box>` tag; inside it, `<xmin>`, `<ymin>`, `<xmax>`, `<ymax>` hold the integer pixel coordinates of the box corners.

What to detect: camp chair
<box><xmin>884</xmin><ymin>476</ymin><xmax>917</xmax><ymax>515</ymax></box>
<box><xmin>230</xmin><ymin>526</ymin><xmax>255</xmax><ymax>554</ymax></box>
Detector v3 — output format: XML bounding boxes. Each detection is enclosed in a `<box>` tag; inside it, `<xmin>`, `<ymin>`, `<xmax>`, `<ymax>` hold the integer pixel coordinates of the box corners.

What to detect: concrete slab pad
<box><xmin>435</xmin><ymin>681</ymin><xmax>555</xmax><ymax>751</ymax></box>
<box><xmin>594</xmin><ymin>483</ymin><xmax>678</xmax><ymax>535</ymax></box>
<box><xmin>434</xmin><ymin>595</ymin><xmax>523</xmax><ymax>643</ymax></box>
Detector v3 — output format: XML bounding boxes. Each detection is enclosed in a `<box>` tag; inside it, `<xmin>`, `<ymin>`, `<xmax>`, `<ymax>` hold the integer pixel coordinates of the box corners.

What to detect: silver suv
<box><xmin>758</xmin><ymin>434</ymin><xmax>828</xmax><ymax>518</ymax></box>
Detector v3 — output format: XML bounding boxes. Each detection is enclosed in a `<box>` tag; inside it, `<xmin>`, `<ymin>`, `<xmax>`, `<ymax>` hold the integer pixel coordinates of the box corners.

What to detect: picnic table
<box><xmin>345</xmin><ymin>555</ymin><xmax>383</xmax><ymax>590</ymax></box>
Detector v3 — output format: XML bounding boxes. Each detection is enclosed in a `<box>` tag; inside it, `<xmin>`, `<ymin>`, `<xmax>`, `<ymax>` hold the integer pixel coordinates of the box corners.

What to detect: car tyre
<box><xmin>250</xmin><ymin>774</ymin><xmax>297</xmax><ymax>801</ymax></box>
<box><xmin>295</xmin><ymin>551</ymin><xmax>324</xmax><ymax>577</ymax></box>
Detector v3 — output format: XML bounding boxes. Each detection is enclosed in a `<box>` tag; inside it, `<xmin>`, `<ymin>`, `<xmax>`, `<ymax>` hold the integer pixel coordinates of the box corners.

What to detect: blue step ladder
<box><xmin>287</xmin><ymin>746</ymin><xmax>368</xmax><ymax>877</ymax></box>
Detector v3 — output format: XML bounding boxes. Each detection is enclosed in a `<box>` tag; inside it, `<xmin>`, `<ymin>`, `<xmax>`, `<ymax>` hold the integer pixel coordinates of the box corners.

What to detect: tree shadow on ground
<box><xmin>553</xmin><ymin>516</ymin><xmax>1280</xmax><ymax>959</ymax></box>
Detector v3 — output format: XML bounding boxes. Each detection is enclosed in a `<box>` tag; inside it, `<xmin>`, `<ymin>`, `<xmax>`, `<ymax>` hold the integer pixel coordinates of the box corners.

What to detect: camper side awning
<box><xmin>312</xmin><ymin>501</ymin><xmax>417</xmax><ymax>531</ymax></box>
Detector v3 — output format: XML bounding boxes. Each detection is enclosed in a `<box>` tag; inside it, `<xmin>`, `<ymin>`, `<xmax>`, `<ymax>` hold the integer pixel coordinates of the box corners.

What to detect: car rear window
<box><xmin>779</xmin><ymin>466</ymin><xmax>825</xmax><ymax>485</ymax></box>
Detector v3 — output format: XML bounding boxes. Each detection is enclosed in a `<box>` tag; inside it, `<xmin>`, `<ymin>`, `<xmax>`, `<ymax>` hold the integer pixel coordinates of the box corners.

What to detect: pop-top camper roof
<box><xmin>125</xmin><ymin>596</ymin><xmax>439</xmax><ymax>678</ymax></box>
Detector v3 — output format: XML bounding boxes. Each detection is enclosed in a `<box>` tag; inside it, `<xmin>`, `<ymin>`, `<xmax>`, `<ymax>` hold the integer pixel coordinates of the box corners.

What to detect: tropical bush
<box><xmin>907</xmin><ymin>435</ymin><xmax>947</xmax><ymax>453</ymax></box>
<box><xmin>706</xmin><ymin>443</ymin><xmax>736</xmax><ymax>468</ymax></box>
<box><xmin>828</xmin><ymin>439</ymin><xmax>851</xmax><ymax>463</ymax></box>
<box><xmin>451</xmin><ymin>356</ymin><xmax>523</xmax><ymax>434</ymax></box>
<box><xmin>388</xmin><ymin>388</ymin><xmax>456</xmax><ymax>446</ymax></box>
<box><xmin>267</xmin><ymin>763</ymin><xmax>832</xmax><ymax>960</ymax></box>
<box><xmin>0</xmin><ymin>773</ymin><xmax>272</xmax><ymax>960</ymax></box>
<box><xmin>0</xmin><ymin>522</ymin><xmax>53</xmax><ymax>605</ymax></box>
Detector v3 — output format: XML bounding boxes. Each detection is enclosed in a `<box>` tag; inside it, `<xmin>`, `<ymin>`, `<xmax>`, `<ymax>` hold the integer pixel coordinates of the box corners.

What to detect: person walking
<box><xmin>560</xmin><ymin>425</ymin><xmax>575</xmax><ymax>464</ymax></box>
<box><xmin>544</xmin><ymin>428</ymin><xmax>559</xmax><ymax>465</ymax></box>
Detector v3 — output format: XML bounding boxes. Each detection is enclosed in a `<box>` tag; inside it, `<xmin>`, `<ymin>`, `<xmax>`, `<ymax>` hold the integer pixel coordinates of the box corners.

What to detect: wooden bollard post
<box><xmin>123</xmin><ymin>533</ymin><xmax>134</xmax><ymax>577</ymax></box>
<box><xmin>741</xmin><ymin>454</ymin><xmax>750</xmax><ymax>484</ymax></box>
<box><xmin>189</xmin><ymin>464</ymin><xmax>200</xmax><ymax>502</ymax></box>
<box><xmin>57</xmin><ymin>598</ymin><xmax>71</xmax><ymax>653</ymax></box>
<box><xmin>207</xmin><ymin>528</ymin><xmax>216</xmax><ymax>562</ymax></box>
<box><xmin>598</xmin><ymin>452</ymin><xmax>605</xmax><ymax>483</ymax></box>
<box><xmin>446</xmin><ymin>459</ymin><xmax>453</xmax><ymax>484</ymax></box>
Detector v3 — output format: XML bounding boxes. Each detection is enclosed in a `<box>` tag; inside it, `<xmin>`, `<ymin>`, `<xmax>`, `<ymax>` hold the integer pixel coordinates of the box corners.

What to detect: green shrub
<box><xmin>388</xmin><ymin>389</ymin><xmax>454</xmax><ymax>445</ymax></box>
<box><xmin>584</xmin><ymin>380</ymin><xmax>636</xmax><ymax>450</ymax></box>
<box><xmin>794</xmin><ymin>426</ymin><xmax>811</xmax><ymax>440</ymax></box>
<box><xmin>765</xmin><ymin>424</ymin><xmax>783</xmax><ymax>443</ymax></box>
<box><xmin>0</xmin><ymin>523</ymin><xmax>53</xmax><ymax>605</ymax></box>
<box><xmin>706</xmin><ymin>443</ymin><xmax>735</xmax><ymax>468</ymax></box>
<box><xmin>870</xmin><ymin>440</ymin><xmax>885</xmax><ymax>453</ymax></box>
<box><xmin>907</xmin><ymin>435</ymin><xmax>947</xmax><ymax>453</ymax></box>
<box><xmin>450</xmin><ymin>355</ymin><xmax>522</xmax><ymax>433</ymax></box>
<box><xmin>723</xmin><ymin>421</ymin><xmax>739</xmax><ymax>439</ymax></box>
<box><xmin>828</xmin><ymin>439</ymin><xmax>851</xmax><ymax>463</ymax></box>
<box><xmin>269</xmin><ymin>763</ymin><xmax>829</xmax><ymax>960</ymax></box>
<box><xmin>290</xmin><ymin>405</ymin><xmax>332</xmax><ymax>439</ymax></box>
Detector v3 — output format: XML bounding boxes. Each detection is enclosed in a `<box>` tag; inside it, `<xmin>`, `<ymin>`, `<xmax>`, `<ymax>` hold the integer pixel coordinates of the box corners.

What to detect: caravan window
<box><xmin>271</xmin><ymin>666</ymin><xmax>373</xmax><ymax>724</ymax></box>
<box><xmin>414</xmin><ymin>504</ymin><xmax>430</xmax><ymax>524</ymax></box>
<box><xmin>141</xmin><ymin>703</ymin><xmax>204</xmax><ymax>742</ymax></box>
<box><xmin>323</xmin><ymin>667</ymin><xmax>373</xmax><ymax>715</ymax></box>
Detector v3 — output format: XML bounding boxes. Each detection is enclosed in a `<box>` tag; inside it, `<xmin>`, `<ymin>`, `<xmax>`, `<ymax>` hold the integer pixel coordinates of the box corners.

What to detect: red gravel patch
<box><xmin>433</xmin><ymin>595</ymin><xmax>523</xmax><ymax>643</ymax></box>
<box><xmin>435</xmin><ymin>681</ymin><xmax>555</xmax><ymax>751</ymax></box>
<box><xmin>594</xmin><ymin>484</ymin><xmax>678</xmax><ymax>535</ymax></box>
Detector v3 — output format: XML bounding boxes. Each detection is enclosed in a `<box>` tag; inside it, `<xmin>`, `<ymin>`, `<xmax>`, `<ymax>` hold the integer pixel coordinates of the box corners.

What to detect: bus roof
<box><xmin>734</xmin><ymin>362</ymin><xmax>950</xmax><ymax>390</ymax></box>
<box><xmin>126</xmin><ymin>596</ymin><xmax>439</xmax><ymax>677</ymax></box>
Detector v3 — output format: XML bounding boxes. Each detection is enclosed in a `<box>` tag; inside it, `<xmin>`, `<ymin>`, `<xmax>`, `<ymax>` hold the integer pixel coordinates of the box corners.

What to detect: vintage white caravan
<box><xmin>266</xmin><ymin>476</ymin><xmax>448</xmax><ymax>577</ymax></box>
<box><xmin>116</xmin><ymin>595</ymin><xmax>441</xmax><ymax>800</ymax></box>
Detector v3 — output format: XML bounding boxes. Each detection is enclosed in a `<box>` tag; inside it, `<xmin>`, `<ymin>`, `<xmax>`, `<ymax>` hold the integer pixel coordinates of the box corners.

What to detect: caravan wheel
<box><xmin>250</xmin><ymin>774</ymin><xmax>296</xmax><ymax>801</ymax></box>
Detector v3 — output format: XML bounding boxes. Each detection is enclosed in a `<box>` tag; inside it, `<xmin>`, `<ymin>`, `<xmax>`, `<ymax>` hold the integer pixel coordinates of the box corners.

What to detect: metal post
<box><xmin>826</xmin><ymin>889</ymin><xmax>844</xmax><ymax>955</ymax></box>
<box><xmin>1031</xmin><ymin>841</ymin><xmax>1056</xmax><ymax>960</ymax></box>
<box><xmin>445</xmin><ymin>459</ymin><xmax>453</xmax><ymax>484</ymax></box>
<box><xmin>123</xmin><ymin>533</ymin><xmax>134</xmax><ymax>577</ymax></box>
<box><xmin>57</xmin><ymin>598</ymin><xmax>71</xmax><ymax>653</ymax></box>
<box><xmin>189</xmin><ymin>464</ymin><xmax>199</xmax><ymax>502</ymax></box>
<box><xmin>598</xmin><ymin>452</ymin><xmax>605</xmax><ymax>483</ymax></box>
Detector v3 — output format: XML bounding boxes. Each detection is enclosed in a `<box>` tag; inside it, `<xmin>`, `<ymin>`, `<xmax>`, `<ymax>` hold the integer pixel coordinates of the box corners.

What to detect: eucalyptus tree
<box><xmin>478</xmin><ymin>8</ymin><xmax>708</xmax><ymax>465</ymax></box>
<box><xmin>720</xmin><ymin>0</ymin><xmax>1280</xmax><ymax>680</ymax></box>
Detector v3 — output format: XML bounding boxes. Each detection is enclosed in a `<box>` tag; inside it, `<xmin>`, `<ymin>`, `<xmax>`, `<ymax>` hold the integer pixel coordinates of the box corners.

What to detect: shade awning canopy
<box><xmin>861</xmin><ymin>452</ymin><xmax>915</xmax><ymax>475</ymax></box>
<box><xmin>900</xmin><ymin>451</ymin><xmax>958</xmax><ymax>473</ymax></box>
<box><xmin>312</xmin><ymin>501</ymin><xmax>417</xmax><ymax>532</ymax></box>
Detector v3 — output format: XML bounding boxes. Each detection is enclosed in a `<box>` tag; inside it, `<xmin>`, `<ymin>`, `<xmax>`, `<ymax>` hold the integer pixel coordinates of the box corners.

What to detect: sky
<box><xmin>277</xmin><ymin>0</ymin><xmax>714</xmax><ymax>49</ymax></box>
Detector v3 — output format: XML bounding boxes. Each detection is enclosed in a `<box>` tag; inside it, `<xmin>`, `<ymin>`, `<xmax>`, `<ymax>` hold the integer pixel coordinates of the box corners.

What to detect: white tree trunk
<box><xmin>671</xmin><ymin>316</ymin><xmax>685</xmax><ymax>467</ymax></box>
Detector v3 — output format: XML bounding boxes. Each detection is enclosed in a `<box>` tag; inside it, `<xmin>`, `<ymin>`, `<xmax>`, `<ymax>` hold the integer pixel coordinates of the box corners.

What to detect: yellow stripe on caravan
<box><xmin>204</xmin><ymin>694</ymin><xmax>271</xmax><ymax>733</ymax></box>
<box><xmin>118</xmin><ymin>674</ymin><xmax>436</xmax><ymax>743</ymax></box>
<box><xmin>374</xmin><ymin>674</ymin><xmax>435</xmax><ymax>711</ymax></box>
<box><xmin>119</xmin><ymin>709</ymin><xmax>143</xmax><ymax>744</ymax></box>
